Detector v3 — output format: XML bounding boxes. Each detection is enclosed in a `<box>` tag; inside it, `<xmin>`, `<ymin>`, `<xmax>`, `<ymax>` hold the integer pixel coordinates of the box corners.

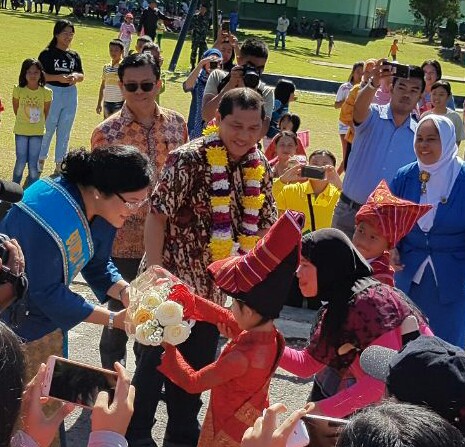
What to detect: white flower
<box><xmin>135</xmin><ymin>320</ymin><xmax>165</xmax><ymax>346</ymax></box>
<box><xmin>247</xmin><ymin>180</ymin><xmax>261</xmax><ymax>188</ymax></box>
<box><xmin>243</xmin><ymin>222</ymin><xmax>259</xmax><ymax>233</ymax></box>
<box><xmin>163</xmin><ymin>322</ymin><xmax>191</xmax><ymax>345</ymax></box>
<box><xmin>212</xmin><ymin>179</ymin><xmax>230</xmax><ymax>190</ymax></box>
<box><xmin>212</xmin><ymin>205</ymin><xmax>230</xmax><ymax>214</ymax></box>
<box><xmin>141</xmin><ymin>291</ymin><xmax>164</xmax><ymax>309</ymax></box>
<box><xmin>211</xmin><ymin>165</ymin><xmax>227</xmax><ymax>174</ymax></box>
<box><xmin>155</xmin><ymin>301</ymin><xmax>184</xmax><ymax>326</ymax></box>
<box><xmin>135</xmin><ymin>322</ymin><xmax>155</xmax><ymax>346</ymax></box>
<box><xmin>244</xmin><ymin>208</ymin><xmax>260</xmax><ymax>217</ymax></box>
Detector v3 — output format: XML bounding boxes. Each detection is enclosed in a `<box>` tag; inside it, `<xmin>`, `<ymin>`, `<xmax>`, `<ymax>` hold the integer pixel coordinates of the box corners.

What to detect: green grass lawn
<box><xmin>0</xmin><ymin>10</ymin><xmax>458</xmax><ymax>181</ymax></box>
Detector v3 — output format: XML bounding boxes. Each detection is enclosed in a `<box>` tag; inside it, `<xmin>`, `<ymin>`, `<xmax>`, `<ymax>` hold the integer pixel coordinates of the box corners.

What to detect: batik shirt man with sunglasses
<box><xmin>91</xmin><ymin>53</ymin><xmax>188</xmax><ymax>371</ymax></box>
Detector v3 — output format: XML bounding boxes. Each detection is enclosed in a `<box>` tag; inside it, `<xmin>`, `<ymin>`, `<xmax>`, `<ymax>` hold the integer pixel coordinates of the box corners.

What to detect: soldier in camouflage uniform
<box><xmin>190</xmin><ymin>4</ymin><xmax>210</xmax><ymax>70</ymax></box>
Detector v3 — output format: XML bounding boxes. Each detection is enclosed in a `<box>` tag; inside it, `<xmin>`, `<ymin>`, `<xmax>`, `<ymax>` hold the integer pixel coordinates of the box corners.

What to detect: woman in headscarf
<box><xmin>390</xmin><ymin>115</ymin><xmax>465</xmax><ymax>347</ymax></box>
<box><xmin>183</xmin><ymin>48</ymin><xmax>222</xmax><ymax>139</ymax></box>
<box><xmin>279</xmin><ymin>228</ymin><xmax>431</xmax><ymax>446</ymax></box>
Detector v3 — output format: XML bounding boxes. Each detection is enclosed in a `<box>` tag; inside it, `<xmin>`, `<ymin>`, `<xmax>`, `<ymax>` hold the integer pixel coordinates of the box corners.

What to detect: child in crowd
<box><xmin>270</xmin><ymin>131</ymin><xmax>299</xmax><ymax>177</ymax></box>
<box><xmin>142</xmin><ymin>42</ymin><xmax>165</xmax><ymax>105</ymax></box>
<box><xmin>353</xmin><ymin>180</ymin><xmax>431</xmax><ymax>286</ymax></box>
<box><xmin>96</xmin><ymin>39</ymin><xmax>125</xmax><ymax>119</ymax></box>
<box><xmin>135</xmin><ymin>35</ymin><xmax>152</xmax><ymax>53</ymax></box>
<box><xmin>118</xmin><ymin>12</ymin><xmax>136</xmax><ymax>56</ymax></box>
<box><xmin>264</xmin><ymin>112</ymin><xmax>305</xmax><ymax>161</ymax></box>
<box><xmin>328</xmin><ymin>35</ymin><xmax>335</xmax><ymax>56</ymax></box>
<box><xmin>158</xmin><ymin>211</ymin><xmax>304</xmax><ymax>447</ymax></box>
<box><xmin>156</xmin><ymin>18</ymin><xmax>166</xmax><ymax>48</ymax></box>
<box><xmin>388</xmin><ymin>38</ymin><xmax>399</xmax><ymax>61</ymax></box>
<box><xmin>267</xmin><ymin>79</ymin><xmax>296</xmax><ymax>138</ymax></box>
<box><xmin>421</xmin><ymin>80</ymin><xmax>465</xmax><ymax>146</ymax></box>
<box><xmin>12</xmin><ymin>59</ymin><xmax>52</xmax><ymax>186</ymax></box>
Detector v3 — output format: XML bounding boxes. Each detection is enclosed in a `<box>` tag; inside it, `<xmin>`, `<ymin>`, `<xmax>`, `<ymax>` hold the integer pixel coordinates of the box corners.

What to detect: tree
<box><xmin>409</xmin><ymin>0</ymin><xmax>461</xmax><ymax>42</ymax></box>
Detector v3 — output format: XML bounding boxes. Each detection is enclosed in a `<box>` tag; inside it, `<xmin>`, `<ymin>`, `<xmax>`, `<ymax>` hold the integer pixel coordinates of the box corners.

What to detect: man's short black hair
<box><xmin>240</xmin><ymin>38</ymin><xmax>269</xmax><ymax>60</ymax></box>
<box><xmin>109</xmin><ymin>38</ymin><xmax>124</xmax><ymax>51</ymax></box>
<box><xmin>218</xmin><ymin>87</ymin><xmax>265</xmax><ymax>120</ymax></box>
<box><xmin>118</xmin><ymin>52</ymin><xmax>160</xmax><ymax>81</ymax></box>
<box><xmin>137</xmin><ymin>35</ymin><xmax>153</xmax><ymax>45</ymax></box>
<box><xmin>392</xmin><ymin>65</ymin><xmax>426</xmax><ymax>93</ymax></box>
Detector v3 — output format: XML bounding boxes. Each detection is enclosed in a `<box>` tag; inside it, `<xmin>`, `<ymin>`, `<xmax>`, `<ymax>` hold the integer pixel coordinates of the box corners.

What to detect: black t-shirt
<box><xmin>38</xmin><ymin>47</ymin><xmax>84</xmax><ymax>87</ymax></box>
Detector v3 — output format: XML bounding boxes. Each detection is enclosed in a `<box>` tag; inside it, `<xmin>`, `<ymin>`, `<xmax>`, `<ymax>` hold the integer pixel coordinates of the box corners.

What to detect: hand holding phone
<box><xmin>92</xmin><ymin>362</ymin><xmax>135</xmax><ymax>435</ymax></box>
<box><xmin>41</xmin><ymin>356</ymin><xmax>119</xmax><ymax>409</ymax></box>
<box><xmin>22</xmin><ymin>363</ymin><xmax>75</xmax><ymax>447</ymax></box>
<box><xmin>300</xmin><ymin>165</ymin><xmax>326</xmax><ymax>180</ymax></box>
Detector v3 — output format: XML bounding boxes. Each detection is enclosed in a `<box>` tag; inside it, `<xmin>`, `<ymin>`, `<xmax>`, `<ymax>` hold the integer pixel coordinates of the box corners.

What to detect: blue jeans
<box><xmin>13</xmin><ymin>135</ymin><xmax>43</xmax><ymax>185</ymax></box>
<box><xmin>275</xmin><ymin>31</ymin><xmax>286</xmax><ymax>48</ymax></box>
<box><xmin>40</xmin><ymin>84</ymin><xmax>78</xmax><ymax>163</ymax></box>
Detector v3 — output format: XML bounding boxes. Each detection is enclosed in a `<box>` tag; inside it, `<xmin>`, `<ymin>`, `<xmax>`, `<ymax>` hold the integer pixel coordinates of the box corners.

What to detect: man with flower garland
<box><xmin>125</xmin><ymin>87</ymin><xmax>277</xmax><ymax>447</ymax></box>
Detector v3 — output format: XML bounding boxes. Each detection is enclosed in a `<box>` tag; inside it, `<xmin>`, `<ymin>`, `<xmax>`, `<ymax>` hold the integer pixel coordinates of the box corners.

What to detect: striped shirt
<box><xmin>102</xmin><ymin>62</ymin><xmax>123</xmax><ymax>103</ymax></box>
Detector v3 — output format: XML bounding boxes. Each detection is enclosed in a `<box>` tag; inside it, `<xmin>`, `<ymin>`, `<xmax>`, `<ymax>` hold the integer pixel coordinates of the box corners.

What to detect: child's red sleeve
<box><xmin>169</xmin><ymin>284</ymin><xmax>241</xmax><ymax>338</ymax></box>
<box><xmin>158</xmin><ymin>344</ymin><xmax>248</xmax><ymax>393</ymax></box>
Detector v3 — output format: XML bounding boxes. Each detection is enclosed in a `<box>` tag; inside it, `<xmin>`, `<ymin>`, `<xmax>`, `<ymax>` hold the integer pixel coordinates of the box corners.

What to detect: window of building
<box><xmin>255</xmin><ymin>0</ymin><xmax>287</xmax><ymax>5</ymax></box>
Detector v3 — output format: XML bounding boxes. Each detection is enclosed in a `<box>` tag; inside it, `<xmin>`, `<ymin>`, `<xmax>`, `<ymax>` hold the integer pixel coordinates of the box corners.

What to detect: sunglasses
<box><xmin>123</xmin><ymin>82</ymin><xmax>156</xmax><ymax>92</ymax></box>
<box><xmin>115</xmin><ymin>192</ymin><xmax>149</xmax><ymax>211</ymax></box>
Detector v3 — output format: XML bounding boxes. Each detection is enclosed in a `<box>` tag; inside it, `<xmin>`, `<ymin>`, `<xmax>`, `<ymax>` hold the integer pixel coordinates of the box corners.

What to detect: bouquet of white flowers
<box><xmin>125</xmin><ymin>266</ymin><xmax>195</xmax><ymax>346</ymax></box>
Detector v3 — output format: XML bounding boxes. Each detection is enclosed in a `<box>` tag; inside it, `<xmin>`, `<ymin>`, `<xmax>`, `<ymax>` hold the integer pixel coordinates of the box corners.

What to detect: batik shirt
<box><xmin>91</xmin><ymin>103</ymin><xmax>188</xmax><ymax>259</ymax></box>
<box><xmin>151</xmin><ymin>137</ymin><xmax>277</xmax><ymax>304</ymax></box>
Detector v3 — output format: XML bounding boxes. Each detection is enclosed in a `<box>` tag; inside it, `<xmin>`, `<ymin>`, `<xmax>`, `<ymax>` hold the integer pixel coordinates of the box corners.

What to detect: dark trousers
<box><xmin>99</xmin><ymin>257</ymin><xmax>141</xmax><ymax>369</ymax></box>
<box><xmin>190</xmin><ymin>40</ymin><xmax>207</xmax><ymax>68</ymax></box>
<box><xmin>126</xmin><ymin>321</ymin><xmax>220</xmax><ymax>447</ymax></box>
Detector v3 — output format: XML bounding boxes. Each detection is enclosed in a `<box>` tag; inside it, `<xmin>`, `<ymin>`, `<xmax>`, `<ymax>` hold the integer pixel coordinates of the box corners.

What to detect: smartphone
<box><xmin>210</xmin><ymin>60</ymin><xmax>218</xmax><ymax>69</ymax></box>
<box><xmin>42</xmin><ymin>356</ymin><xmax>118</xmax><ymax>409</ymax></box>
<box><xmin>385</xmin><ymin>61</ymin><xmax>410</xmax><ymax>79</ymax></box>
<box><xmin>301</xmin><ymin>165</ymin><xmax>326</xmax><ymax>180</ymax></box>
<box><xmin>221</xmin><ymin>20</ymin><xmax>230</xmax><ymax>32</ymax></box>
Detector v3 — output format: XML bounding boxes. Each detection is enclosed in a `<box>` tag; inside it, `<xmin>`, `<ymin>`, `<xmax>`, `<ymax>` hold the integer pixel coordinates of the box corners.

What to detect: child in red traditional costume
<box><xmin>158</xmin><ymin>210</ymin><xmax>304</xmax><ymax>447</ymax></box>
<box><xmin>353</xmin><ymin>180</ymin><xmax>432</xmax><ymax>286</ymax></box>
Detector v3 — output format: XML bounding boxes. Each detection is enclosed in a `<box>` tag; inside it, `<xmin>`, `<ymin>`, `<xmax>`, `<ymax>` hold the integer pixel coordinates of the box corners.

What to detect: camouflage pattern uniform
<box><xmin>190</xmin><ymin>11</ymin><xmax>210</xmax><ymax>69</ymax></box>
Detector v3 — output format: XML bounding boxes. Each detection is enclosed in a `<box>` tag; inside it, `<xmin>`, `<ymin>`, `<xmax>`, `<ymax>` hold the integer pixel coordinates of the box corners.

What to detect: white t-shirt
<box><xmin>204</xmin><ymin>69</ymin><xmax>275</xmax><ymax>118</ymax></box>
<box><xmin>277</xmin><ymin>17</ymin><xmax>290</xmax><ymax>33</ymax></box>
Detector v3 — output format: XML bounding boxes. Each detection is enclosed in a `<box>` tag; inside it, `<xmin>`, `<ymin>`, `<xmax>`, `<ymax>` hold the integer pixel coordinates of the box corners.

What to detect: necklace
<box><xmin>203</xmin><ymin>125</ymin><xmax>266</xmax><ymax>261</ymax></box>
<box><xmin>419</xmin><ymin>170</ymin><xmax>430</xmax><ymax>194</ymax></box>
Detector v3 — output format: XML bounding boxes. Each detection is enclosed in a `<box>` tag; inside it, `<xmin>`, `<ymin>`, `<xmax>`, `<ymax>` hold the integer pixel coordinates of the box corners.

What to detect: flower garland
<box><xmin>203</xmin><ymin>125</ymin><xmax>266</xmax><ymax>261</ymax></box>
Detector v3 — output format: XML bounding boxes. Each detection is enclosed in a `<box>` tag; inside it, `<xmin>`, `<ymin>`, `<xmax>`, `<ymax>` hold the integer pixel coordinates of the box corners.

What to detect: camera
<box><xmin>384</xmin><ymin>61</ymin><xmax>411</xmax><ymax>79</ymax></box>
<box><xmin>242</xmin><ymin>64</ymin><xmax>261</xmax><ymax>89</ymax></box>
<box><xmin>210</xmin><ymin>60</ymin><xmax>218</xmax><ymax>69</ymax></box>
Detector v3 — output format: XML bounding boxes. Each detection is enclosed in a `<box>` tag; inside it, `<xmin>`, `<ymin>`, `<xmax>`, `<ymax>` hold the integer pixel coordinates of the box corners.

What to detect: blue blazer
<box><xmin>390</xmin><ymin>162</ymin><xmax>465</xmax><ymax>304</ymax></box>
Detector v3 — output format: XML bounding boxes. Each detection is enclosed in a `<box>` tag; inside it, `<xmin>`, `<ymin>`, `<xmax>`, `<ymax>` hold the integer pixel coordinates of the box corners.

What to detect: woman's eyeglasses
<box><xmin>123</xmin><ymin>82</ymin><xmax>156</xmax><ymax>92</ymax></box>
<box><xmin>115</xmin><ymin>192</ymin><xmax>149</xmax><ymax>211</ymax></box>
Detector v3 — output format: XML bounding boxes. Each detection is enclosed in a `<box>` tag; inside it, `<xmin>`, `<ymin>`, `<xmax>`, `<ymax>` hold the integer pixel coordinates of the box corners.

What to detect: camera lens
<box><xmin>243</xmin><ymin>68</ymin><xmax>260</xmax><ymax>89</ymax></box>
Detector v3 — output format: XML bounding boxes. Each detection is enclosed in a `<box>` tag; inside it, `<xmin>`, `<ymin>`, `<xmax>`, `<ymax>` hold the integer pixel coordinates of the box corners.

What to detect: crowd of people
<box><xmin>2</xmin><ymin>9</ymin><xmax>465</xmax><ymax>447</ymax></box>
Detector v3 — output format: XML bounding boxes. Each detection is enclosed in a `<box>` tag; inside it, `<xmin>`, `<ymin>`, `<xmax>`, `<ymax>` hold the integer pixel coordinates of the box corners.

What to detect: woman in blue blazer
<box><xmin>391</xmin><ymin>115</ymin><xmax>465</xmax><ymax>347</ymax></box>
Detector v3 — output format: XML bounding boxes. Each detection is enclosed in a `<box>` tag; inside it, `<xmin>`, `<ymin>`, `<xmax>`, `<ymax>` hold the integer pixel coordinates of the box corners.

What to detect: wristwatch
<box><xmin>108</xmin><ymin>311</ymin><xmax>115</xmax><ymax>330</ymax></box>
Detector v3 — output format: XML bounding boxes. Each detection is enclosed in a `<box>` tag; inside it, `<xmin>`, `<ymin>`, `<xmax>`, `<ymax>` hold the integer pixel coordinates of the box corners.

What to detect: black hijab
<box><xmin>302</xmin><ymin>228</ymin><xmax>377</xmax><ymax>346</ymax></box>
<box><xmin>302</xmin><ymin>228</ymin><xmax>374</xmax><ymax>302</ymax></box>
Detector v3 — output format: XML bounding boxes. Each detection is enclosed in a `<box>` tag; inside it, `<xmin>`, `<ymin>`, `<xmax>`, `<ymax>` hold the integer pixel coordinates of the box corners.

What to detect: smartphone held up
<box><xmin>41</xmin><ymin>356</ymin><xmax>118</xmax><ymax>409</ymax></box>
<box><xmin>300</xmin><ymin>165</ymin><xmax>326</xmax><ymax>180</ymax></box>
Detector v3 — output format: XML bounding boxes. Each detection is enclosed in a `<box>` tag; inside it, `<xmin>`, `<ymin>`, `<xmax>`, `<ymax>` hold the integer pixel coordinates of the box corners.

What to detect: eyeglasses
<box><xmin>123</xmin><ymin>82</ymin><xmax>156</xmax><ymax>92</ymax></box>
<box><xmin>115</xmin><ymin>192</ymin><xmax>149</xmax><ymax>211</ymax></box>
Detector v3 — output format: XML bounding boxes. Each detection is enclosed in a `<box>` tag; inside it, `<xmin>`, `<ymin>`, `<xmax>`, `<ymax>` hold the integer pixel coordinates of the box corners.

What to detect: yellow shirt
<box><xmin>13</xmin><ymin>85</ymin><xmax>52</xmax><ymax>136</ymax></box>
<box><xmin>272</xmin><ymin>179</ymin><xmax>341</xmax><ymax>233</ymax></box>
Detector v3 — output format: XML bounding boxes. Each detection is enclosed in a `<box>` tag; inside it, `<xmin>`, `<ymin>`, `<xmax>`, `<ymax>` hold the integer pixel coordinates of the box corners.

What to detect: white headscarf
<box><xmin>416</xmin><ymin>115</ymin><xmax>463</xmax><ymax>231</ymax></box>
